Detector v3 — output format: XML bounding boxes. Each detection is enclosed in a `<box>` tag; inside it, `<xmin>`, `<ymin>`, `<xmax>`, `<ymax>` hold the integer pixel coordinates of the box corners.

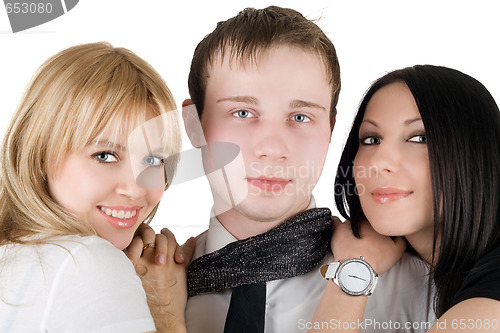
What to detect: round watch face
<box><xmin>337</xmin><ymin>259</ymin><xmax>373</xmax><ymax>295</ymax></box>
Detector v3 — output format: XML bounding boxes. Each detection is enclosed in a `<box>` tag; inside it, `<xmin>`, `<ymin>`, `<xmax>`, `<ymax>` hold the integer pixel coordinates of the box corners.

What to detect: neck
<box><xmin>217</xmin><ymin>210</ymin><xmax>284</xmax><ymax>240</ymax></box>
<box><xmin>405</xmin><ymin>227</ymin><xmax>440</xmax><ymax>266</ymax></box>
<box><xmin>214</xmin><ymin>198</ymin><xmax>312</xmax><ymax>240</ymax></box>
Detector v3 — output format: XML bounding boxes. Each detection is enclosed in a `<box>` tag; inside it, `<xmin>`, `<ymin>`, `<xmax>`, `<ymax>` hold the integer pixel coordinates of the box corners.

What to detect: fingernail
<box><xmin>178</xmin><ymin>253</ymin><xmax>185</xmax><ymax>261</ymax></box>
<box><xmin>157</xmin><ymin>254</ymin><xmax>166</xmax><ymax>264</ymax></box>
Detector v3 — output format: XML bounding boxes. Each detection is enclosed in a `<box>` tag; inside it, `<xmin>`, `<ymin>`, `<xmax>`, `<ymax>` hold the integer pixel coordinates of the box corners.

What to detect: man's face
<box><xmin>198</xmin><ymin>45</ymin><xmax>333</xmax><ymax>236</ymax></box>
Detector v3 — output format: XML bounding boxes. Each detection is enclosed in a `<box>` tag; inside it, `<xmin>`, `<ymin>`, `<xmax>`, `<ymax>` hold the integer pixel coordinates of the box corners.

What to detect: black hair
<box><xmin>334</xmin><ymin>65</ymin><xmax>500</xmax><ymax>317</ymax></box>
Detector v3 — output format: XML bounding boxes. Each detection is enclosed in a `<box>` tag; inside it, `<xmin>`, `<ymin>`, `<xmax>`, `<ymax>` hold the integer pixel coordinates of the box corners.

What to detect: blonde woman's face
<box><xmin>47</xmin><ymin>116</ymin><xmax>168</xmax><ymax>250</ymax></box>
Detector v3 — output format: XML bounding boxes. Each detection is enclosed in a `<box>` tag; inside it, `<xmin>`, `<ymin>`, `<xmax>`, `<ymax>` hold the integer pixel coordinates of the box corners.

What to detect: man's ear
<box><xmin>182</xmin><ymin>99</ymin><xmax>205</xmax><ymax>148</ymax></box>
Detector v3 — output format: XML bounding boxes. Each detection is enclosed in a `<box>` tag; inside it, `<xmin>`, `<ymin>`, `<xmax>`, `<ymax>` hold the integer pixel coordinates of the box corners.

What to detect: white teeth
<box><xmin>100</xmin><ymin>207</ymin><xmax>137</xmax><ymax>219</ymax></box>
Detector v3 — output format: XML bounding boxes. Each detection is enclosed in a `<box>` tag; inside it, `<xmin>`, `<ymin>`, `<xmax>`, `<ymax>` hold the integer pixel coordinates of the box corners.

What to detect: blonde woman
<box><xmin>0</xmin><ymin>42</ymin><xmax>193</xmax><ymax>332</ymax></box>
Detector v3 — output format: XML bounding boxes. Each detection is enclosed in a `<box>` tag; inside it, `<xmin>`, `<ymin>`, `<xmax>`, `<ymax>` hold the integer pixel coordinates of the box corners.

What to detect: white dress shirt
<box><xmin>185</xmin><ymin>202</ymin><xmax>437</xmax><ymax>333</ymax></box>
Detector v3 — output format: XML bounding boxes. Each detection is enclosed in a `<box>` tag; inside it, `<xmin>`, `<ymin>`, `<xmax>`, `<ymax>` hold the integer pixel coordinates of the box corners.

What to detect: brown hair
<box><xmin>187</xmin><ymin>6</ymin><xmax>341</xmax><ymax>129</ymax></box>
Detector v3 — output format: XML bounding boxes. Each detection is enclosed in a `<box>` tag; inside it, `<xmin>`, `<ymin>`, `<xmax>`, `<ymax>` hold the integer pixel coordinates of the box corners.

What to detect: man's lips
<box><xmin>371</xmin><ymin>188</ymin><xmax>413</xmax><ymax>204</ymax></box>
<box><xmin>247</xmin><ymin>177</ymin><xmax>291</xmax><ymax>191</ymax></box>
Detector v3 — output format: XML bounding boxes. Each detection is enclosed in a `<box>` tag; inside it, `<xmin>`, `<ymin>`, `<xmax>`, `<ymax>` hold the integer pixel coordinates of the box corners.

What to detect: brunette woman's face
<box><xmin>47</xmin><ymin>115</ymin><xmax>168</xmax><ymax>250</ymax></box>
<box><xmin>353</xmin><ymin>82</ymin><xmax>434</xmax><ymax>243</ymax></box>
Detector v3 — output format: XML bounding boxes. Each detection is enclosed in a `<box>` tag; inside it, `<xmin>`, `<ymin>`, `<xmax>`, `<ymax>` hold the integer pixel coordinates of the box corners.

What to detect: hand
<box><xmin>125</xmin><ymin>224</ymin><xmax>196</xmax><ymax>332</ymax></box>
<box><xmin>126</xmin><ymin>223</ymin><xmax>192</xmax><ymax>266</ymax></box>
<box><xmin>331</xmin><ymin>217</ymin><xmax>406</xmax><ymax>275</ymax></box>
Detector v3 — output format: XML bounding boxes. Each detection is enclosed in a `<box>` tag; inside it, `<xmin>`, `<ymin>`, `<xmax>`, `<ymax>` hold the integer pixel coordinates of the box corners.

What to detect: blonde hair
<box><xmin>0</xmin><ymin>42</ymin><xmax>181</xmax><ymax>245</ymax></box>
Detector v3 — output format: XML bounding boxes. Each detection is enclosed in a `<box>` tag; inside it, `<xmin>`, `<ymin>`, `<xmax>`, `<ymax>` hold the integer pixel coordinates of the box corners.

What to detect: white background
<box><xmin>1</xmin><ymin>0</ymin><xmax>499</xmax><ymax>243</ymax></box>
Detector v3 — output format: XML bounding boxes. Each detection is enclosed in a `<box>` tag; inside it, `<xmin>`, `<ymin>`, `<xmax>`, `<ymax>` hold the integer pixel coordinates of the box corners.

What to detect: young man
<box><xmin>181</xmin><ymin>6</ymin><xmax>436</xmax><ymax>333</ymax></box>
<box><xmin>130</xmin><ymin>6</ymin><xmax>436</xmax><ymax>333</ymax></box>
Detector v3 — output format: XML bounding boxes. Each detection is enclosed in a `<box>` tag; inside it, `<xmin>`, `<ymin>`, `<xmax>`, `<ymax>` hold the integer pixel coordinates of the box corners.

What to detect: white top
<box><xmin>0</xmin><ymin>235</ymin><xmax>156</xmax><ymax>333</ymax></box>
<box><xmin>185</xmin><ymin>206</ymin><xmax>437</xmax><ymax>333</ymax></box>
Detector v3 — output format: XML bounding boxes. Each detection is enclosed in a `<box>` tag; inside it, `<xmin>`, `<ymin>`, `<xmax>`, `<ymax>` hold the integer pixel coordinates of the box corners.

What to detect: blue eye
<box><xmin>408</xmin><ymin>135</ymin><xmax>427</xmax><ymax>143</ymax></box>
<box><xmin>232</xmin><ymin>110</ymin><xmax>254</xmax><ymax>118</ymax></box>
<box><xmin>143</xmin><ymin>155</ymin><xmax>164</xmax><ymax>167</ymax></box>
<box><xmin>292</xmin><ymin>114</ymin><xmax>310</xmax><ymax>123</ymax></box>
<box><xmin>93</xmin><ymin>152</ymin><xmax>118</xmax><ymax>163</ymax></box>
<box><xmin>360</xmin><ymin>137</ymin><xmax>381</xmax><ymax>145</ymax></box>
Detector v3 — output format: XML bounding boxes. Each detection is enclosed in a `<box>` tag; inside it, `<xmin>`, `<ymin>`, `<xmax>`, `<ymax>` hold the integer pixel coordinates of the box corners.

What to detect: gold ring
<box><xmin>142</xmin><ymin>243</ymin><xmax>156</xmax><ymax>251</ymax></box>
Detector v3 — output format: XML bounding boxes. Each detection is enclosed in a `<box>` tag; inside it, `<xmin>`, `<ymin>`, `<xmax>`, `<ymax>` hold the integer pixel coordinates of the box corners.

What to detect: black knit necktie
<box><xmin>187</xmin><ymin>208</ymin><xmax>332</xmax><ymax>297</ymax></box>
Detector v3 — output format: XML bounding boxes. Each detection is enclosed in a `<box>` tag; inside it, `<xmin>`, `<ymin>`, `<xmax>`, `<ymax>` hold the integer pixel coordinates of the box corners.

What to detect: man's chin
<box><xmin>232</xmin><ymin>198</ymin><xmax>302</xmax><ymax>223</ymax></box>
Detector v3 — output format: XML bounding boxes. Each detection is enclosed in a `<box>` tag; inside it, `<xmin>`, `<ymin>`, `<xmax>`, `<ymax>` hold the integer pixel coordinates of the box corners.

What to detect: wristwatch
<box><xmin>320</xmin><ymin>257</ymin><xmax>378</xmax><ymax>296</ymax></box>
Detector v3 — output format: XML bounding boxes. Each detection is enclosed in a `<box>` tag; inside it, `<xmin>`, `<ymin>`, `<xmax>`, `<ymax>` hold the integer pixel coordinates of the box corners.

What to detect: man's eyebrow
<box><xmin>216</xmin><ymin>96</ymin><xmax>259</xmax><ymax>105</ymax></box>
<box><xmin>290</xmin><ymin>99</ymin><xmax>326</xmax><ymax>111</ymax></box>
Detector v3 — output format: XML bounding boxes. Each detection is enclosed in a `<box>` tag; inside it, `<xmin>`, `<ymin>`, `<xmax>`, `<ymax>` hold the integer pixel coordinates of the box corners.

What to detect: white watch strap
<box><xmin>371</xmin><ymin>274</ymin><xmax>379</xmax><ymax>292</ymax></box>
<box><xmin>321</xmin><ymin>262</ymin><xmax>340</xmax><ymax>279</ymax></box>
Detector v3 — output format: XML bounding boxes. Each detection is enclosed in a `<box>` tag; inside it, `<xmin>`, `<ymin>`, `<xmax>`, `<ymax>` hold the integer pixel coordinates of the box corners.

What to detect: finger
<box><xmin>161</xmin><ymin>228</ymin><xmax>187</xmax><ymax>264</ymax></box>
<box><xmin>174</xmin><ymin>243</ymin><xmax>185</xmax><ymax>264</ymax></box>
<box><xmin>153</xmin><ymin>233</ymin><xmax>168</xmax><ymax>265</ymax></box>
<box><xmin>136</xmin><ymin>222</ymin><xmax>149</xmax><ymax>235</ymax></box>
<box><xmin>126</xmin><ymin>235</ymin><xmax>145</xmax><ymax>266</ymax></box>
<box><xmin>180</xmin><ymin>237</ymin><xmax>197</xmax><ymax>268</ymax></box>
<box><xmin>161</xmin><ymin>227</ymin><xmax>179</xmax><ymax>256</ymax></box>
<box><xmin>140</xmin><ymin>242</ymin><xmax>157</xmax><ymax>262</ymax></box>
<box><xmin>138</xmin><ymin>224</ymin><xmax>157</xmax><ymax>244</ymax></box>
